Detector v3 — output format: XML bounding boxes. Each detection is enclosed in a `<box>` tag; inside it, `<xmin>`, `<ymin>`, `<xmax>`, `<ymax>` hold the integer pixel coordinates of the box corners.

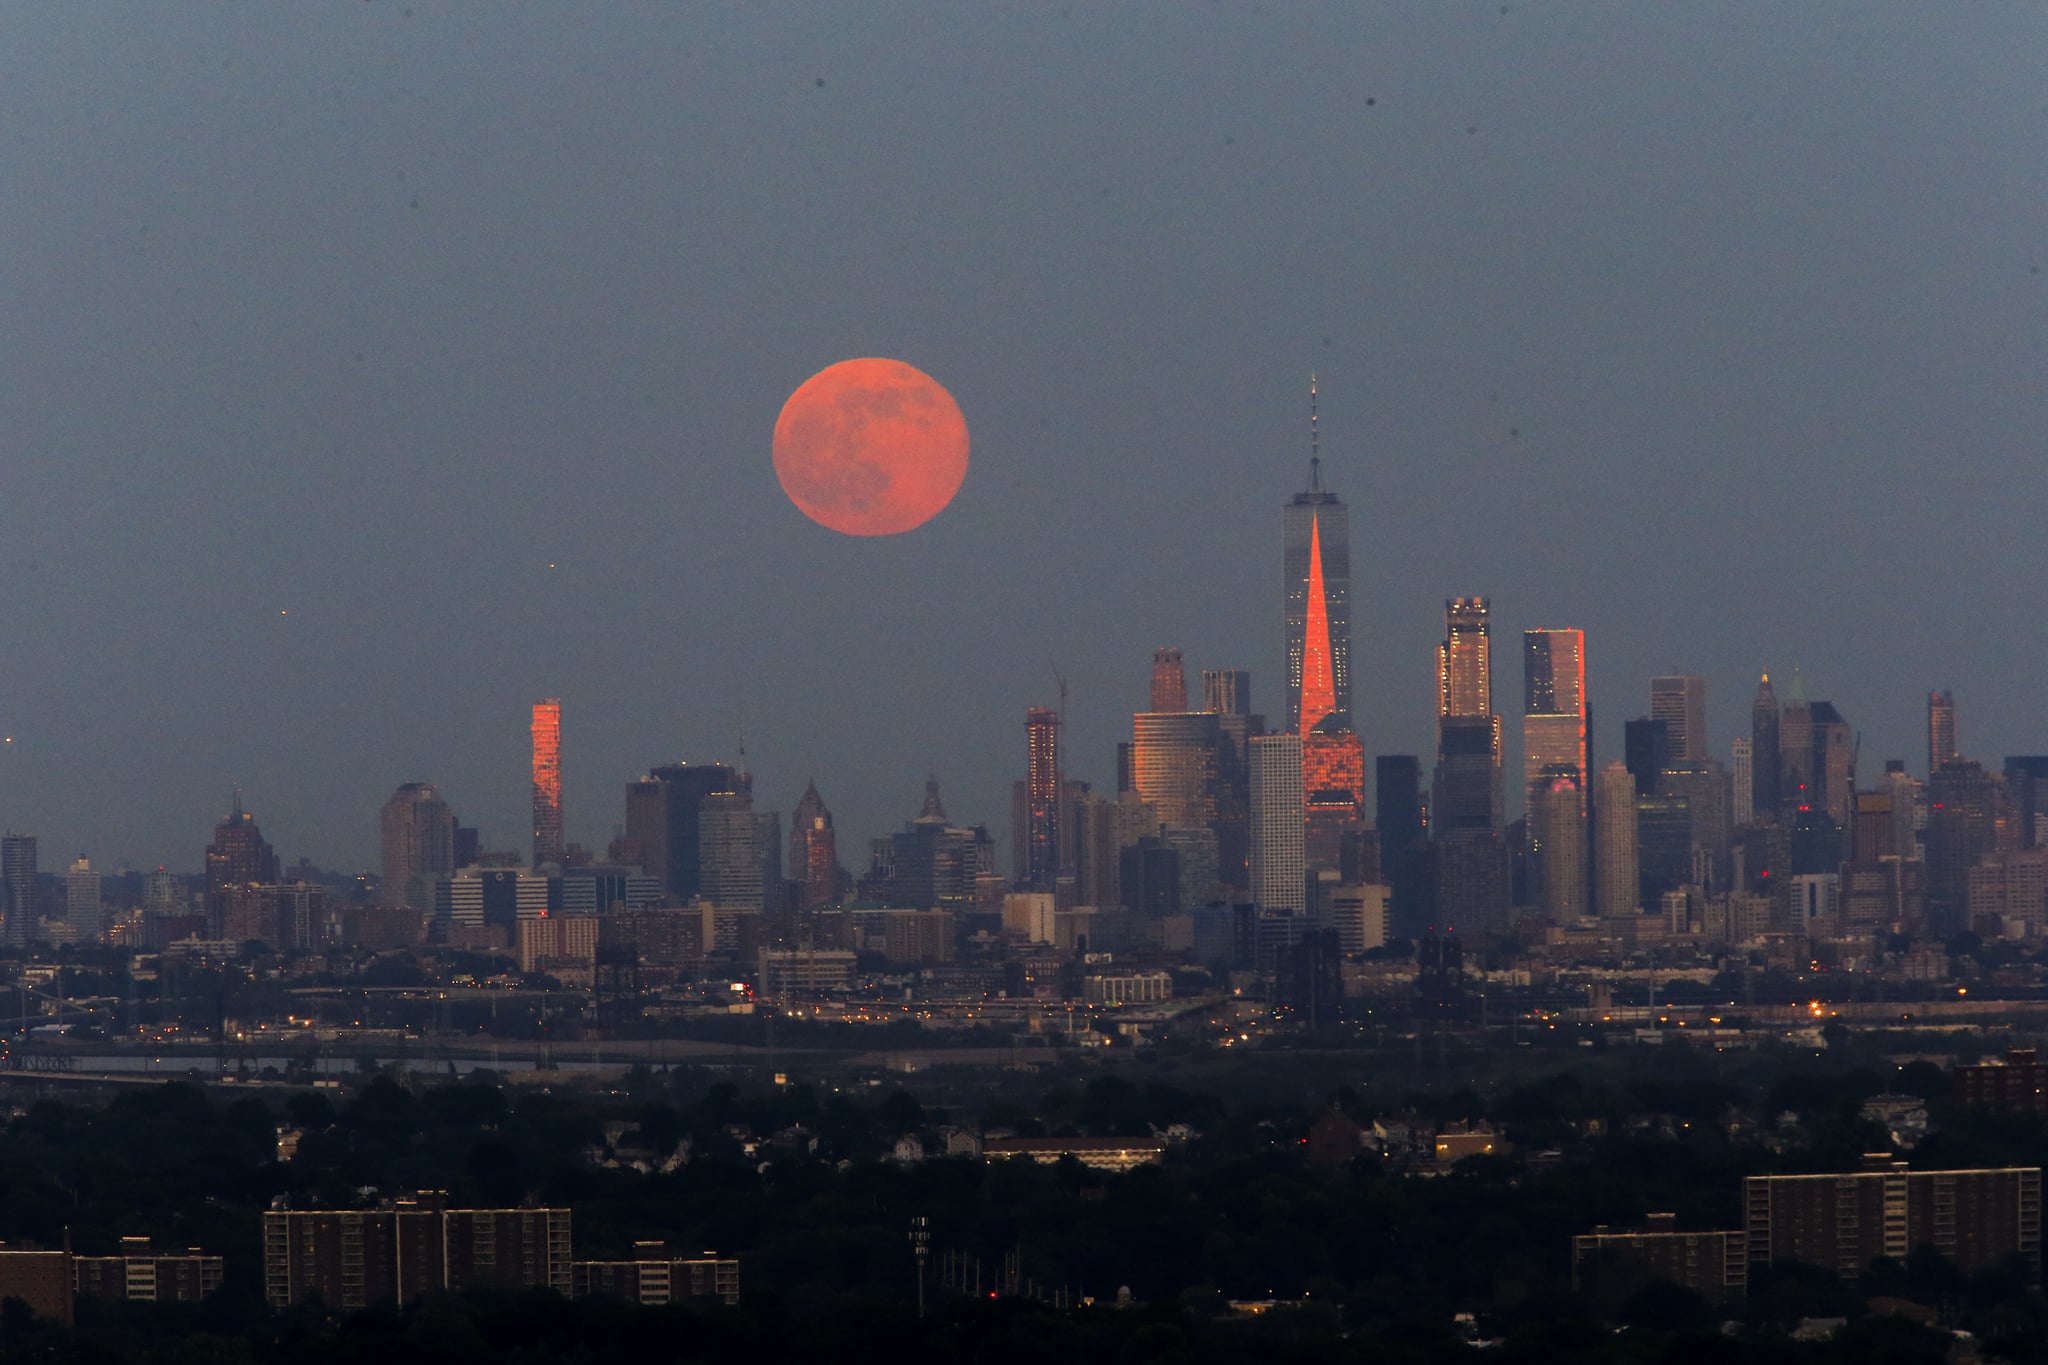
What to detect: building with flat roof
<box><xmin>1743</xmin><ymin>1159</ymin><xmax>2041</xmax><ymax>1279</ymax></box>
<box><xmin>74</xmin><ymin>1237</ymin><xmax>223</xmax><ymax>1304</ymax></box>
<box><xmin>0</xmin><ymin>1245</ymin><xmax>73</xmax><ymax>1325</ymax></box>
<box><xmin>263</xmin><ymin>1194</ymin><xmax>570</xmax><ymax>1310</ymax></box>
<box><xmin>1573</xmin><ymin>1216</ymin><xmax>1747</xmax><ymax>1302</ymax></box>
<box><xmin>572</xmin><ymin>1244</ymin><xmax>738</xmax><ymax>1306</ymax></box>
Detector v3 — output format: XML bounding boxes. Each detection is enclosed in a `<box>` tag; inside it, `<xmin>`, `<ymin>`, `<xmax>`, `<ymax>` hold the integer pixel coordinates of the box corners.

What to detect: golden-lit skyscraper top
<box><xmin>1522</xmin><ymin>629</ymin><xmax>1589</xmax><ymax>811</ymax></box>
<box><xmin>1438</xmin><ymin>596</ymin><xmax>1493</xmax><ymax>723</ymax></box>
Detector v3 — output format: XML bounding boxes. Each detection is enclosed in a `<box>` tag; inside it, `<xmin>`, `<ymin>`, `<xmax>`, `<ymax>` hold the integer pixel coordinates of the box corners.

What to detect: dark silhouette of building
<box><xmin>206</xmin><ymin>791</ymin><xmax>280</xmax><ymax>930</ymax></box>
<box><xmin>1573</xmin><ymin>1216</ymin><xmax>1746</xmax><ymax>1302</ymax></box>
<box><xmin>1433</xmin><ymin>718</ymin><xmax>1501</xmax><ymax>834</ymax></box>
<box><xmin>0</xmin><ymin>1245</ymin><xmax>73</xmax><ymax>1325</ymax></box>
<box><xmin>625</xmin><ymin>763</ymin><xmax>742</xmax><ymax>900</ymax></box>
<box><xmin>1376</xmin><ymin>756</ymin><xmax>1428</xmax><ymax>938</ymax></box>
<box><xmin>263</xmin><ymin>1193</ymin><xmax>571</xmax><ymax>1310</ymax></box>
<box><xmin>1929</xmin><ymin>689</ymin><xmax>1958</xmax><ymax>776</ymax></box>
<box><xmin>1624</xmin><ymin>717</ymin><xmax>1670</xmax><ymax>797</ymax></box>
<box><xmin>1926</xmin><ymin>760</ymin><xmax>2000</xmax><ymax>935</ymax></box>
<box><xmin>1750</xmin><ymin>673</ymin><xmax>1781</xmax><ymax>820</ymax></box>
<box><xmin>2003</xmin><ymin>756</ymin><xmax>2048</xmax><ymax>849</ymax></box>
<box><xmin>1744</xmin><ymin>1159</ymin><xmax>2040</xmax><ymax>1280</ymax></box>
<box><xmin>1118</xmin><ymin>838</ymin><xmax>1180</xmax><ymax>918</ymax></box>
<box><xmin>789</xmin><ymin>780</ymin><xmax>841</xmax><ymax>911</ymax></box>
<box><xmin>1202</xmin><ymin>670</ymin><xmax>1257</xmax><ymax>895</ymax></box>
<box><xmin>1955</xmin><ymin>1049</ymin><xmax>2048</xmax><ymax>1114</ymax></box>
<box><xmin>876</xmin><ymin>777</ymin><xmax>994</xmax><ymax>913</ymax></box>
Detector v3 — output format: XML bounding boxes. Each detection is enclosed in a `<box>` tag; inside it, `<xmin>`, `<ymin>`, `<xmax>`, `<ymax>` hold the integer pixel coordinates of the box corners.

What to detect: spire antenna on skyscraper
<box><xmin>1307</xmin><ymin>372</ymin><xmax>1321</xmax><ymax>492</ymax></box>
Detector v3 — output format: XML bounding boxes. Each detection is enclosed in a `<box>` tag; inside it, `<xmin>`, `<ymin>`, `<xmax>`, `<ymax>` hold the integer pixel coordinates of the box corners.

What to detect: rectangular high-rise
<box><xmin>1929</xmin><ymin>690</ymin><xmax>1957</xmax><ymax>775</ymax></box>
<box><xmin>3</xmin><ymin>834</ymin><xmax>35</xmax><ymax>945</ymax></box>
<box><xmin>531</xmin><ymin>699</ymin><xmax>563</xmax><ymax>867</ymax></box>
<box><xmin>1022</xmin><ymin>706</ymin><xmax>1060</xmax><ymax>890</ymax></box>
<box><xmin>1127</xmin><ymin>711</ymin><xmax>1222</xmax><ymax>831</ymax></box>
<box><xmin>1438</xmin><ymin>596</ymin><xmax>1494</xmax><ymax>731</ymax></box>
<box><xmin>1434</xmin><ymin>598</ymin><xmax>1501</xmax><ymax>833</ymax></box>
<box><xmin>630</xmin><ymin>763</ymin><xmax>742</xmax><ymax>900</ymax></box>
<box><xmin>1522</xmin><ymin>629</ymin><xmax>1588</xmax><ymax>809</ymax></box>
<box><xmin>1650</xmin><ymin>675</ymin><xmax>1707</xmax><ymax>763</ymax></box>
<box><xmin>1249</xmin><ymin>734</ymin><xmax>1305</xmax><ymax>914</ymax></box>
<box><xmin>1283</xmin><ymin>455</ymin><xmax>1350</xmax><ymax>737</ymax></box>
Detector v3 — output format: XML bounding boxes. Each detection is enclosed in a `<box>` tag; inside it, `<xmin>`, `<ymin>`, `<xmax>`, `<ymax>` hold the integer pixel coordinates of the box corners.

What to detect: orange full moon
<box><xmin>773</xmin><ymin>358</ymin><xmax>969</xmax><ymax>536</ymax></box>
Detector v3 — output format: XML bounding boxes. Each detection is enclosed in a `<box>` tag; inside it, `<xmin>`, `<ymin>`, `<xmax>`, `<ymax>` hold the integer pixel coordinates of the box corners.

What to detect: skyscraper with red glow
<box><xmin>1149</xmin><ymin>650</ymin><xmax>1187</xmax><ymax>713</ymax></box>
<box><xmin>1522</xmin><ymin>629</ymin><xmax>1589</xmax><ymax>809</ymax></box>
<box><xmin>1283</xmin><ymin>383</ymin><xmax>1350</xmax><ymax>737</ymax></box>
<box><xmin>531</xmin><ymin>698</ymin><xmax>563</xmax><ymax>867</ymax></box>
<box><xmin>1435</xmin><ymin>599</ymin><xmax>1502</xmax><ymax>834</ymax></box>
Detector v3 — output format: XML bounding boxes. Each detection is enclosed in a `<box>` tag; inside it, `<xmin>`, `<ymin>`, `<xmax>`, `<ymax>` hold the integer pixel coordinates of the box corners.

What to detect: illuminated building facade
<box><xmin>1302</xmin><ymin>724</ymin><xmax>1366</xmax><ymax>871</ymax></box>
<box><xmin>1023</xmin><ymin>706</ymin><xmax>1060</xmax><ymax>890</ymax></box>
<box><xmin>1150</xmin><ymin>648</ymin><xmax>1187</xmax><ymax>713</ymax></box>
<box><xmin>1530</xmin><ymin>770</ymin><xmax>1588</xmax><ymax>923</ymax></box>
<box><xmin>1594</xmin><ymin>761</ymin><xmax>1639</xmax><ymax>917</ymax></box>
<box><xmin>1438</xmin><ymin>596</ymin><xmax>1496</xmax><ymax>753</ymax></box>
<box><xmin>1731</xmin><ymin>737</ymin><xmax>1754</xmax><ymax>827</ymax></box>
<box><xmin>66</xmin><ymin>856</ymin><xmax>101</xmax><ymax>941</ymax></box>
<box><xmin>1650</xmin><ymin>675</ymin><xmax>1707</xmax><ymax>763</ymax></box>
<box><xmin>1522</xmin><ymin>628</ymin><xmax>1589</xmax><ymax>810</ymax></box>
<box><xmin>3</xmin><ymin>834</ymin><xmax>34</xmax><ymax>945</ymax></box>
<box><xmin>1249</xmin><ymin>734</ymin><xmax>1305</xmax><ymax>913</ymax></box>
<box><xmin>1283</xmin><ymin>454</ymin><xmax>1350</xmax><ymax>737</ymax></box>
<box><xmin>698</xmin><ymin>791</ymin><xmax>764</xmax><ymax>912</ymax></box>
<box><xmin>1126</xmin><ymin>711</ymin><xmax>1222</xmax><ymax>831</ymax></box>
<box><xmin>531</xmin><ymin>698</ymin><xmax>563</xmax><ymax>867</ymax></box>
<box><xmin>1434</xmin><ymin>599</ymin><xmax>1501</xmax><ymax>834</ymax></box>
<box><xmin>379</xmin><ymin>783</ymin><xmax>455</xmax><ymax>911</ymax></box>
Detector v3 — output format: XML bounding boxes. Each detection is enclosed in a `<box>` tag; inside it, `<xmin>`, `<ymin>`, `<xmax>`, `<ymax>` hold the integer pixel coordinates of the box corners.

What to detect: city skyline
<box><xmin>4</xmin><ymin>6</ymin><xmax>2040</xmax><ymax>870</ymax></box>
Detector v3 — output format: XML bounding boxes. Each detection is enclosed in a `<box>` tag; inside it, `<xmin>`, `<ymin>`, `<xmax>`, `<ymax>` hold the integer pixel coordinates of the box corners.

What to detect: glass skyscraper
<box><xmin>1283</xmin><ymin>460</ymin><xmax>1350</xmax><ymax>737</ymax></box>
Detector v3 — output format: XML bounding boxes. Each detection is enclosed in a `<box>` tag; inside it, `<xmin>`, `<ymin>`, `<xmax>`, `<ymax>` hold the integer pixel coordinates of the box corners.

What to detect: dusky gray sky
<box><xmin>3</xmin><ymin>4</ymin><xmax>2043</xmax><ymax>873</ymax></box>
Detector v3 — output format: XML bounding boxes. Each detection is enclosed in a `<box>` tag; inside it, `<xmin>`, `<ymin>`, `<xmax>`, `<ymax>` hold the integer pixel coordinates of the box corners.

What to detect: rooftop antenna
<box><xmin>1308</xmin><ymin>373</ymin><xmax>1322</xmax><ymax>492</ymax></box>
<box><xmin>736</xmin><ymin>705</ymin><xmax>751</xmax><ymax>791</ymax></box>
<box><xmin>1049</xmin><ymin>659</ymin><xmax>1068</xmax><ymax>726</ymax></box>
